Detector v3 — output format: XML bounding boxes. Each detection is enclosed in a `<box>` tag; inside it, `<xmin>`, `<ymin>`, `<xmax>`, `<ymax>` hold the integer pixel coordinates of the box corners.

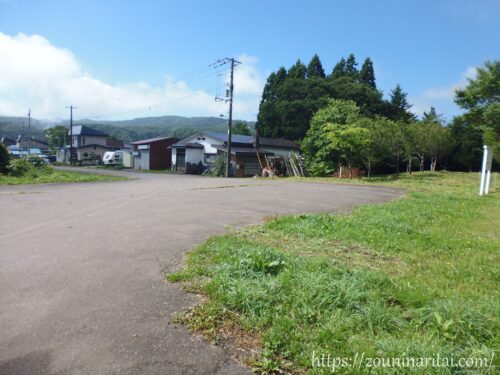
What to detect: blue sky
<box><xmin>0</xmin><ymin>0</ymin><xmax>499</xmax><ymax>121</ymax></box>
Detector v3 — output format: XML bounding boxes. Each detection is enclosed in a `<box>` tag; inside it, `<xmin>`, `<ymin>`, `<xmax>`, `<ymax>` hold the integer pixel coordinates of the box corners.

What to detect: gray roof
<box><xmin>204</xmin><ymin>131</ymin><xmax>254</xmax><ymax>145</ymax></box>
<box><xmin>131</xmin><ymin>137</ymin><xmax>176</xmax><ymax>145</ymax></box>
<box><xmin>203</xmin><ymin>131</ymin><xmax>299</xmax><ymax>149</ymax></box>
<box><xmin>70</xmin><ymin>125</ymin><xmax>109</xmax><ymax>137</ymax></box>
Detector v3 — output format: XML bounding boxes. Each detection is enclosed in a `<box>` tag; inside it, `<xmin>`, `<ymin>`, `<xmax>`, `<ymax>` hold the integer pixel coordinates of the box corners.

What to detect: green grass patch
<box><xmin>168</xmin><ymin>172</ymin><xmax>499</xmax><ymax>373</ymax></box>
<box><xmin>0</xmin><ymin>167</ymin><xmax>128</xmax><ymax>185</ymax></box>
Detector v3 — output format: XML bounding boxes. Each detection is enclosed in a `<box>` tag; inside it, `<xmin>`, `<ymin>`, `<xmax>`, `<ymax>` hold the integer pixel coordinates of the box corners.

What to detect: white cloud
<box><xmin>0</xmin><ymin>32</ymin><xmax>264</xmax><ymax>121</ymax></box>
<box><xmin>409</xmin><ymin>66</ymin><xmax>477</xmax><ymax>119</ymax></box>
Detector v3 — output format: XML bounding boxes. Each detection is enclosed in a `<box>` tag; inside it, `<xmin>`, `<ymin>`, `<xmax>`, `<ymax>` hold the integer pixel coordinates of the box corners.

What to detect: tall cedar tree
<box><xmin>306</xmin><ymin>54</ymin><xmax>326</xmax><ymax>78</ymax></box>
<box><xmin>388</xmin><ymin>84</ymin><xmax>416</xmax><ymax>122</ymax></box>
<box><xmin>256</xmin><ymin>54</ymin><xmax>388</xmax><ymax>141</ymax></box>
<box><xmin>331</xmin><ymin>58</ymin><xmax>347</xmax><ymax>79</ymax></box>
<box><xmin>359</xmin><ymin>58</ymin><xmax>376</xmax><ymax>88</ymax></box>
<box><xmin>344</xmin><ymin>54</ymin><xmax>358</xmax><ymax>78</ymax></box>
<box><xmin>287</xmin><ymin>59</ymin><xmax>307</xmax><ymax>79</ymax></box>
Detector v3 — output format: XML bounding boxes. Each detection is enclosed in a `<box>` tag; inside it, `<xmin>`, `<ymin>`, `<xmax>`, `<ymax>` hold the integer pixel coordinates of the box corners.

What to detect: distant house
<box><xmin>7</xmin><ymin>147</ymin><xmax>43</xmax><ymax>158</ymax></box>
<box><xmin>56</xmin><ymin>125</ymin><xmax>125</xmax><ymax>163</ymax></box>
<box><xmin>16</xmin><ymin>135</ymin><xmax>49</xmax><ymax>154</ymax></box>
<box><xmin>1</xmin><ymin>136</ymin><xmax>16</xmax><ymax>147</ymax></box>
<box><xmin>131</xmin><ymin>137</ymin><xmax>178</xmax><ymax>170</ymax></box>
<box><xmin>171</xmin><ymin>131</ymin><xmax>300</xmax><ymax>177</ymax></box>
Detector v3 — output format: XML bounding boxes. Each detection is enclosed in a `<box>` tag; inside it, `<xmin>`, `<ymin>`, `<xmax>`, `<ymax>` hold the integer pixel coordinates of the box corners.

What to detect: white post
<box><xmin>479</xmin><ymin>145</ymin><xmax>493</xmax><ymax>196</ymax></box>
<box><xmin>485</xmin><ymin>147</ymin><xmax>493</xmax><ymax>194</ymax></box>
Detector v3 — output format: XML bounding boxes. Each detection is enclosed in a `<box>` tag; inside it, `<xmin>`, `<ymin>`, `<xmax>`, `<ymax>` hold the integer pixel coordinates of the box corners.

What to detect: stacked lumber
<box><xmin>284</xmin><ymin>153</ymin><xmax>308</xmax><ymax>177</ymax></box>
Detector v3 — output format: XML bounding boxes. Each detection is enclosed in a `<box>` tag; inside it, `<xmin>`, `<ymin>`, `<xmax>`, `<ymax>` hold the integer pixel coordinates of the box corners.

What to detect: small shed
<box><xmin>131</xmin><ymin>137</ymin><xmax>177</xmax><ymax>170</ymax></box>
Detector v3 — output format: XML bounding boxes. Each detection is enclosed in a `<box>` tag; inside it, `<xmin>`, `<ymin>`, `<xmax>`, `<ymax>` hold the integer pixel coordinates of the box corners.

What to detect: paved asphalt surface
<box><xmin>0</xmin><ymin>169</ymin><xmax>402</xmax><ymax>374</ymax></box>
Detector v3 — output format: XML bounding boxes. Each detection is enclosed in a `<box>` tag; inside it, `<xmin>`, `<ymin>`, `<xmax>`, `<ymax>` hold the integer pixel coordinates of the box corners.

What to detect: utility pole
<box><xmin>27</xmin><ymin>109</ymin><xmax>31</xmax><ymax>155</ymax></box>
<box><xmin>213</xmin><ymin>57</ymin><xmax>240</xmax><ymax>177</ymax></box>
<box><xmin>66</xmin><ymin>105</ymin><xmax>77</xmax><ymax>164</ymax></box>
<box><xmin>226</xmin><ymin>58</ymin><xmax>235</xmax><ymax>178</ymax></box>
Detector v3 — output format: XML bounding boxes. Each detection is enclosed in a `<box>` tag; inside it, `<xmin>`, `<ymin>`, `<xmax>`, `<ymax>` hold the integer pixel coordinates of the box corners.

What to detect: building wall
<box><xmin>171</xmin><ymin>147</ymin><xmax>177</xmax><ymax>166</ymax></box>
<box><xmin>186</xmin><ymin>148</ymin><xmax>204</xmax><ymax>165</ymax></box>
<box><xmin>178</xmin><ymin>133</ymin><xmax>223</xmax><ymax>156</ymax></box>
<box><xmin>133</xmin><ymin>139</ymin><xmax>176</xmax><ymax>170</ymax></box>
<box><xmin>73</xmin><ymin>135</ymin><xmax>107</xmax><ymax>147</ymax></box>
<box><xmin>149</xmin><ymin>142</ymin><xmax>167</xmax><ymax>170</ymax></box>
<box><xmin>76</xmin><ymin>145</ymin><xmax>109</xmax><ymax>162</ymax></box>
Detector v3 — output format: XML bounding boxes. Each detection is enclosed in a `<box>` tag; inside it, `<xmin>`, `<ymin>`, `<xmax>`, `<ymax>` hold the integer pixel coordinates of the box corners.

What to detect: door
<box><xmin>140</xmin><ymin>150</ymin><xmax>150</xmax><ymax>170</ymax></box>
<box><xmin>176</xmin><ymin>148</ymin><xmax>186</xmax><ymax>172</ymax></box>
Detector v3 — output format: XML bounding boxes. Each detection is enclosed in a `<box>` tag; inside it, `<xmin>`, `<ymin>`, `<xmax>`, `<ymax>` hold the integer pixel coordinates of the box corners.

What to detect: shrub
<box><xmin>211</xmin><ymin>154</ymin><xmax>227</xmax><ymax>177</ymax></box>
<box><xmin>24</xmin><ymin>155</ymin><xmax>47</xmax><ymax>168</ymax></box>
<box><xmin>0</xmin><ymin>143</ymin><xmax>10</xmax><ymax>174</ymax></box>
<box><xmin>8</xmin><ymin>158</ymin><xmax>34</xmax><ymax>177</ymax></box>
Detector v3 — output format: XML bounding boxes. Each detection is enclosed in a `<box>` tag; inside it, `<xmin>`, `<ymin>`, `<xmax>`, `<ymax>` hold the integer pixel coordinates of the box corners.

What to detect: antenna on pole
<box><xmin>212</xmin><ymin>57</ymin><xmax>241</xmax><ymax>177</ymax></box>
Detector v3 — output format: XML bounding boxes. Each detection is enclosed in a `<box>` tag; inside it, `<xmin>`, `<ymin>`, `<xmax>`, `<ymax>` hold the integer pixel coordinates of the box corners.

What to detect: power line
<box><xmin>79</xmin><ymin>65</ymin><xmax>230</xmax><ymax>120</ymax></box>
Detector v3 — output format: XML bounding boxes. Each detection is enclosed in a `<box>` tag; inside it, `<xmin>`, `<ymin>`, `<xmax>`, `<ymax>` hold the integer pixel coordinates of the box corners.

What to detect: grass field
<box><xmin>169</xmin><ymin>172</ymin><xmax>499</xmax><ymax>374</ymax></box>
<box><xmin>0</xmin><ymin>168</ymin><xmax>127</xmax><ymax>185</ymax></box>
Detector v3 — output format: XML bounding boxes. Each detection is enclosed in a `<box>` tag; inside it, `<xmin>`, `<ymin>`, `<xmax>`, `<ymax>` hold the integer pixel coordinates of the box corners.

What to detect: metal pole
<box><xmin>68</xmin><ymin>106</ymin><xmax>76</xmax><ymax>164</ymax></box>
<box><xmin>225</xmin><ymin>58</ymin><xmax>235</xmax><ymax>178</ymax></box>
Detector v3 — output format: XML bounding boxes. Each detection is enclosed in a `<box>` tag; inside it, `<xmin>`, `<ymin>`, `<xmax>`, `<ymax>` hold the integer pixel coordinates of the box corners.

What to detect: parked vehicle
<box><xmin>103</xmin><ymin>151</ymin><xmax>133</xmax><ymax>168</ymax></box>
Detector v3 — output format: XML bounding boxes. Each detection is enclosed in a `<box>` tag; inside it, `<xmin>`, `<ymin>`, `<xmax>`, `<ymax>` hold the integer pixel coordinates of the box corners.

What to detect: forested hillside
<box><xmin>0</xmin><ymin>115</ymin><xmax>255</xmax><ymax>143</ymax></box>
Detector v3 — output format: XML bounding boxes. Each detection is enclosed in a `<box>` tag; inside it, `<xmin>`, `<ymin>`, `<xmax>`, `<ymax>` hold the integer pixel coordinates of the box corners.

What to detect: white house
<box><xmin>171</xmin><ymin>131</ymin><xmax>300</xmax><ymax>176</ymax></box>
<box><xmin>56</xmin><ymin>125</ymin><xmax>124</xmax><ymax>163</ymax></box>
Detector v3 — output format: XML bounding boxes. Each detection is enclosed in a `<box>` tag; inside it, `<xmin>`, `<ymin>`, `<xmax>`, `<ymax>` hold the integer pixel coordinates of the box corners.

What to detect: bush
<box><xmin>0</xmin><ymin>143</ymin><xmax>10</xmax><ymax>174</ymax></box>
<box><xmin>211</xmin><ymin>154</ymin><xmax>227</xmax><ymax>177</ymax></box>
<box><xmin>24</xmin><ymin>155</ymin><xmax>47</xmax><ymax>168</ymax></box>
<box><xmin>8</xmin><ymin>158</ymin><xmax>34</xmax><ymax>177</ymax></box>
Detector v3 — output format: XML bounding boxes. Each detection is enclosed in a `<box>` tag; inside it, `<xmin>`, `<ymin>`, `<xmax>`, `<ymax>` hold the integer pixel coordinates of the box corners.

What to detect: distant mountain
<box><xmin>0</xmin><ymin>116</ymin><xmax>47</xmax><ymax>140</ymax></box>
<box><xmin>0</xmin><ymin>115</ymin><xmax>255</xmax><ymax>143</ymax></box>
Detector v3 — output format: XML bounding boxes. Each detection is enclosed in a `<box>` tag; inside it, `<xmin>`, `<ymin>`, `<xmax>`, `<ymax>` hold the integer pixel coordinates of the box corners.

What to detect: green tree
<box><xmin>287</xmin><ymin>59</ymin><xmax>307</xmax><ymax>79</ymax></box>
<box><xmin>0</xmin><ymin>143</ymin><xmax>10</xmax><ymax>174</ymax></box>
<box><xmin>422</xmin><ymin>106</ymin><xmax>443</xmax><ymax>123</ymax></box>
<box><xmin>330</xmin><ymin>58</ymin><xmax>346</xmax><ymax>79</ymax></box>
<box><xmin>359</xmin><ymin>117</ymin><xmax>394</xmax><ymax>178</ymax></box>
<box><xmin>455</xmin><ymin>60</ymin><xmax>500</xmax><ymax>161</ymax></box>
<box><xmin>419</xmin><ymin>108</ymin><xmax>453</xmax><ymax>171</ymax></box>
<box><xmin>302</xmin><ymin>99</ymin><xmax>369</xmax><ymax>178</ymax></box>
<box><xmin>306</xmin><ymin>54</ymin><xmax>326</xmax><ymax>79</ymax></box>
<box><xmin>256</xmin><ymin>67</ymin><xmax>288</xmax><ymax>138</ymax></box>
<box><xmin>359</xmin><ymin>57</ymin><xmax>376</xmax><ymax>88</ymax></box>
<box><xmin>388</xmin><ymin>84</ymin><xmax>416</xmax><ymax>122</ymax></box>
<box><xmin>257</xmin><ymin>55</ymin><xmax>388</xmax><ymax>142</ymax></box>
<box><xmin>427</xmin><ymin>122</ymin><xmax>453</xmax><ymax>171</ymax></box>
<box><xmin>448</xmin><ymin>116</ymin><xmax>484</xmax><ymax>171</ymax></box>
<box><xmin>345</xmin><ymin>54</ymin><xmax>358</xmax><ymax>78</ymax></box>
<box><xmin>232</xmin><ymin>121</ymin><xmax>252</xmax><ymax>135</ymax></box>
<box><xmin>44</xmin><ymin>125</ymin><xmax>70</xmax><ymax>154</ymax></box>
